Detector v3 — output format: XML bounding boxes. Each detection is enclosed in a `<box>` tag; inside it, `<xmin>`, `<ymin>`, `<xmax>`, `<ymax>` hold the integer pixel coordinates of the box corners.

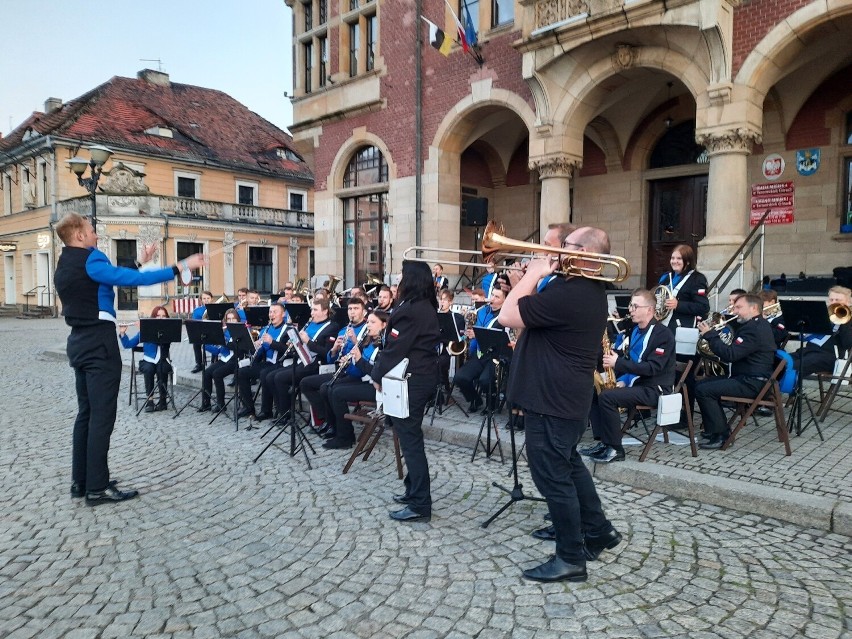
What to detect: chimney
<box><xmin>44</xmin><ymin>97</ymin><xmax>63</xmax><ymax>113</ymax></box>
<box><xmin>138</xmin><ymin>69</ymin><xmax>170</xmax><ymax>86</ymax></box>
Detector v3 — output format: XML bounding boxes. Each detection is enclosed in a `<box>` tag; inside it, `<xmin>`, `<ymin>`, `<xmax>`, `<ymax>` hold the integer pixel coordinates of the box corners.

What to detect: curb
<box><xmin>42</xmin><ymin>347</ymin><xmax>851</xmax><ymax>537</ymax></box>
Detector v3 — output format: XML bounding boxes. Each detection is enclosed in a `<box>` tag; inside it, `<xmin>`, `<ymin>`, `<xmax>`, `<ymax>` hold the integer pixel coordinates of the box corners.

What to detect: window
<box><xmin>249</xmin><ymin>246</ymin><xmax>274</xmax><ymax>294</ymax></box>
<box><xmin>304</xmin><ymin>0</ymin><xmax>313</xmax><ymax>31</ymax></box>
<box><xmin>289</xmin><ymin>190</ymin><xmax>307</xmax><ymax>211</ymax></box>
<box><xmin>319</xmin><ymin>36</ymin><xmax>328</xmax><ymax>87</ymax></box>
<box><xmin>342</xmin><ymin>146</ymin><xmax>389</xmax><ymax>287</ymax></box>
<box><xmin>304</xmin><ymin>42</ymin><xmax>313</xmax><ymax>93</ymax></box>
<box><xmin>177</xmin><ymin>242</ymin><xmax>204</xmax><ymax>297</ymax></box>
<box><xmin>349</xmin><ymin>22</ymin><xmax>360</xmax><ymax>77</ymax></box>
<box><xmin>37</xmin><ymin>160</ymin><xmax>48</xmax><ymax>207</ymax></box>
<box><xmin>175</xmin><ymin>172</ymin><xmax>200</xmax><ymax>198</ymax></box>
<box><xmin>461</xmin><ymin>0</ymin><xmax>479</xmax><ymax>37</ymax></box>
<box><xmin>367</xmin><ymin>14</ymin><xmax>377</xmax><ymax>71</ymax></box>
<box><xmin>3</xmin><ymin>173</ymin><xmax>11</xmax><ymax>215</ymax></box>
<box><xmin>846</xmin><ymin>111</ymin><xmax>852</xmax><ymax>144</ymax></box>
<box><xmin>319</xmin><ymin>0</ymin><xmax>327</xmax><ymax>23</ymax></box>
<box><xmin>844</xmin><ymin>157</ymin><xmax>852</xmax><ymax>229</ymax></box>
<box><xmin>492</xmin><ymin>0</ymin><xmax>513</xmax><ymax>27</ymax></box>
<box><xmin>236</xmin><ymin>181</ymin><xmax>258</xmax><ymax>206</ymax></box>
<box><xmin>115</xmin><ymin>240</ymin><xmax>138</xmax><ymax>311</ymax></box>
<box><xmin>350</xmin><ymin>0</ymin><xmax>359</xmax><ymax>9</ymax></box>
<box><xmin>22</xmin><ymin>166</ymin><xmax>34</xmax><ymax>208</ymax></box>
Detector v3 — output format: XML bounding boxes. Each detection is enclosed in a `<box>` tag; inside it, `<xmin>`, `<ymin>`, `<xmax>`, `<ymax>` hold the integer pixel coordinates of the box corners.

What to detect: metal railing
<box><xmin>706</xmin><ymin>209</ymin><xmax>771</xmax><ymax>311</ymax></box>
<box><xmin>23</xmin><ymin>285</ymin><xmax>50</xmax><ymax>313</ymax></box>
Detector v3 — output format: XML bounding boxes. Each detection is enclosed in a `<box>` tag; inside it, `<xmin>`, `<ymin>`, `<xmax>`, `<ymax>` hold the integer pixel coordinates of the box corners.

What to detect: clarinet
<box><xmin>329</xmin><ymin>329</ymin><xmax>371</xmax><ymax>385</ymax></box>
<box><xmin>251</xmin><ymin>322</ymin><xmax>274</xmax><ymax>363</ymax></box>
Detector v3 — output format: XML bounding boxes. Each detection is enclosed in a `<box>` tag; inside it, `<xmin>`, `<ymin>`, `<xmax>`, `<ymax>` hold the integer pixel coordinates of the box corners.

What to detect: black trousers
<box><xmin>237</xmin><ymin>359</ymin><xmax>274</xmax><ymax>411</ymax></box>
<box><xmin>524</xmin><ymin>410</ymin><xmax>611</xmax><ymax>564</ymax></box>
<box><xmin>794</xmin><ymin>348</ymin><xmax>835</xmax><ymax>378</ymax></box>
<box><xmin>67</xmin><ymin>323</ymin><xmax>123</xmax><ymax>493</ymax></box>
<box><xmin>202</xmin><ymin>358</ymin><xmax>237</xmax><ymax>406</ymax></box>
<box><xmin>267</xmin><ymin>362</ymin><xmax>318</xmax><ymax>416</ymax></box>
<box><xmin>388</xmin><ymin>371</ymin><xmax>438</xmax><ymax>516</ymax></box>
<box><xmin>327</xmin><ymin>377</ymin><xmax>375</xmax><ymax>441</ymax></box>
<box><xmin>695</xmin><ymin>376</ymin><xmax>765</xmax><ymax>435</ymax></box>
<box><xmin>192</xmin><ymin>342</ymin><xmax>203</xmax><ymax>367</ymax></box>
<box><xmin>589</xmin><ymin>385</ymin><xmax>660</xmax><ymax>447</ymax></box>
<box><xmin>454</xmin><ymin>356</ymin><xmax>495</xmax><ymax>403</ymax></box>
<box><xmin>138</xmin><ymin>359</ymin><xmax>172</xmax><ymax>404</ymax></box>
<box><xmin>301</xmin><ymin>372</ymin><xmax>335</xmax><ymax>422</ymax></box>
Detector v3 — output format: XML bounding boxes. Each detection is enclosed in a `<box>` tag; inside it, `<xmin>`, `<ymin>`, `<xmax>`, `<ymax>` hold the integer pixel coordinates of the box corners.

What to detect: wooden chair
<box><xmin>816</xmin><ymin>350</ymin><xmax>852</xmax><ymax>422</ymax></box>
<box><xmin>342</xmin><ymin>402</ymin><xmax>404</xmax><ymax>479</ymax></box>
<box><xmin>720</xmin><ymin>358</ymin><xmax>791</xmax><ymax>456</ymax></box>
<box><xmin>621</xmin><ymin>360</ymin><xmax>697</xmax><ymax>461</ymax></box>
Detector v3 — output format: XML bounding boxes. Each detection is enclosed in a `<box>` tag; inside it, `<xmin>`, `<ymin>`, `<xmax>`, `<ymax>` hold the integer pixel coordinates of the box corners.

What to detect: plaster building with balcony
<box><xmin>0</xmin><ymin>69</ymin><xmax>315</xmax><ymax>317</ymax></box>
<box><xmin>285</xmin><ymin>0</ymin><xmax>852</xmax><ymax>296</ymax></box>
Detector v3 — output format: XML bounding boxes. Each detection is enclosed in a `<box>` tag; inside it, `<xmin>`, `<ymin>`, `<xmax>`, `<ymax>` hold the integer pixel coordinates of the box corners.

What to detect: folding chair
<box><xmin>621</xmin><ymin>360</ymin><xmax>697</xmax><ymax>461</ymax></box>
<box><xmin>127</xmin><ymin>345</ymin><xmax>145</xmax><ymax>408</ymax></box>
<box><xmin>816</xmin><ymin>350</ymin><xmax>852</xmax><ymax>422</ymax></box>
<box><xmin>720</xmin><ymin>357</ymin><xmax>791</xmax><ymax>456</ymax></box>
<box><xmin>342</xmin><ymin>402</ymin><xmax>404</xmax><ymax>479</ymax></box>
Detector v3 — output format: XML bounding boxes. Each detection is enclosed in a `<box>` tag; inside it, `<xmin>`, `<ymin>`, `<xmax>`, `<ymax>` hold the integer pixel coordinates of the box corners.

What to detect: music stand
<box><xmin>614</xmin><ymin>294</ymin><xmax>631</xmax><ymax>318</ymax></box>
<box><xmin>136</xmin><ymin>318</ymin><xmax>182</xmax><ymax>415</ymax></box>
<box><xmin>332</xmin><ymin>299</ymin><xmax>351</xmax><ymax>328</ymax></box>
<box><xmin>779</xmin><ymin>300</ymin><xmax>831</xmax><ymax>439</ymax></box>
<box><xmin>284</xmin><ymin>303</ymin><xmax>311</xmax><ymax>327</ymax></box>
<box><xmin>175</xmin><ymin>321</ymin><xmax>225</xmax><ymax>418</ymax></box>
<box><xmin>209</xmin><ymin>322</ymin><xmax>256</xmax><ymax>430</ymax></box>
<box><xmin>470</xmin><ymin>327</ymin><xmax>509</xmax><ymax>463</ymax></box>
<box><xmin>254</xmin><ymin>325</ymin><xmax>316</xmax><ymax>468</ymax></box>
<box><xmin>244</xmin><ymin>305</ymin><xmax>269</xmax><ymax>329</ymax></box>
<box><xmin>204</xmin><ymin>303</ymin><xmax>232</xmax><ymax>321</ymax></box>
<box><xmin>430</xmin><ymin>312</ymin><xmax>466</xmax><ymax>418</ymax></box>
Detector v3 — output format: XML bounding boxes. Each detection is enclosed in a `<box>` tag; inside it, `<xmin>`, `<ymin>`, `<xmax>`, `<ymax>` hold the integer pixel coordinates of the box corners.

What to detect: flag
<box><xmin>422</xmin><ymin>16</ymin><xmax>453</xmax><ymax>56</ymax></box>
<box><xmin>444</xmin><ymin>0</ymin><xmax>469</xmax><ymax>52</ymax></box>
<box><xmin>462</xmin><ymin>0</ymin><xmax>477</xmax><ymax>48</ymax></box>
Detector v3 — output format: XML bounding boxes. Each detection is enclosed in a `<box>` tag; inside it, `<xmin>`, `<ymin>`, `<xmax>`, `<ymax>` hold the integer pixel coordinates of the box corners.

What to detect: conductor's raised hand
<box><xmin>183</xmin><ymin>253</ymin><xmax>206</xmax><ymax>270</ymax></box>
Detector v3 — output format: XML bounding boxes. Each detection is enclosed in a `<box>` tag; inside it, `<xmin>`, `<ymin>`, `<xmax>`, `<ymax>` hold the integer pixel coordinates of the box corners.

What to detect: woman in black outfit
<box><xmin>658</xmin><ymin>244</ymin><xmax>710</xmax><ymax>427</ymax></box>
<box><xmin>371</xmin><ymin>261</ymin><xmax>440</xmax><ymax>523</ymax></box>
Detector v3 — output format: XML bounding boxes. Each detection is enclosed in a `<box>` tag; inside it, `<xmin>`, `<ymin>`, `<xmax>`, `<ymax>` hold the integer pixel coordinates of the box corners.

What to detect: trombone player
<box><xmin>791</xmin><ymin>285</ymin><xmax>852</xmax><ymax>378</ymax></box>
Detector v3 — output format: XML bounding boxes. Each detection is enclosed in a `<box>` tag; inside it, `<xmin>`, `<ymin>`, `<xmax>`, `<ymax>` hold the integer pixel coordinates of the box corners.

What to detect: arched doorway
<box><xmin>646</xmin><ymin>121</ymin><xmax>709</xmax><ymax>287</ymax></box>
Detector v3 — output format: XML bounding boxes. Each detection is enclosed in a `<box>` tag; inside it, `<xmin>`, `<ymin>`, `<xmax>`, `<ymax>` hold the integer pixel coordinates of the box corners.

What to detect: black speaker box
<box><xmin>464</xmin><ymin>198</ymin><xmax>488</xmax><ymax>227</ymax></box>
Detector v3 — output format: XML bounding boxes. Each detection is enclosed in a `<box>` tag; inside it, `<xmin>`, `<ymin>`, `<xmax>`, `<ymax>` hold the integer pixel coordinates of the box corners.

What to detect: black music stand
<box><xmin>210</xmin><ymin>322</ymin><xmax>256</xmax><ymax>430</ymax></box>
<box><xmin>136</xmin><ymin>318</ymin><xmax>182</xmax><ymax>416</ymax></box>
<box><xmin>470</xmin><ymin>327</ymin><xmax>510</xmax><ymax>463</ymax></box>
<box><xmin>254</xmin><ymin>325</ymin><xmax>316</xmax><ymax>467</ymax></box>
<box><xmin>204</xmin><ymin>303</ymin><xmax>233</xmax><ymax>321</ymax></box>
<box><xmin>284</xmin><ymin>303</ymin><xmax>311</xmax><ymax>327</ymax></box>
<box><xmin>174</xmin><ymin>320</ymin><xmax>225</xmax><ymax>418</ymax></box>
<box><xmin>332</xmin><ymin>299</ymin><xmax>351</xmax><ymax>328</ymax></box>
<box><xmin>780</xmin><ymin>300</ymin><xmax>831</xmax><ymax>439</ymax></box>
<box><xmin>614</xmin><ymin>294</ymin><xmax>631</xmax><ymax>318</ymax></box>
<box><xmin>244</xmin><ymin>305</ymin><xmax>270</xmax><ymax>328</ymax></box>
<box><xmin>430</xmin><ymin>312</ymin><xmax>466</xmax><ymax>418</ymax></box>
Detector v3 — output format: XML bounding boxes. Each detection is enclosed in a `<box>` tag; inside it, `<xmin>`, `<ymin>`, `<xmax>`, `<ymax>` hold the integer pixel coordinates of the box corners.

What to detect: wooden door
<box><xmin>646</xmin><ymin>176</ymin><xmax>708</xmax><ymax>288</ymax></box>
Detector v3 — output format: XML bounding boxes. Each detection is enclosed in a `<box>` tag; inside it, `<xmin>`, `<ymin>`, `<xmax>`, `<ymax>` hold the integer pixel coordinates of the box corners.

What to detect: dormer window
<box><xmin>145</xmin><ymin>125</ymin><xmax>174</xmax><ymax>138</ymax></box>
<box><xmin>276</xmin><ymin>147</ymin><xmax>302</xmax><ymax>162</ymax></box>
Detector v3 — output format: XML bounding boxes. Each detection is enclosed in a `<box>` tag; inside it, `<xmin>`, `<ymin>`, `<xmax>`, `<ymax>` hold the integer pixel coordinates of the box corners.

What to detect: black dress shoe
<box><xmin>468</xmin><ymin>398</ymin><xmax>482</xmax><ymax>412</ymax></box>
<box><xmin>532</xmin><ymin>524</ymin><xmax>556</xmax><ymax>541</ymax></box>
<box><xmin>698</xmin><ymin>433</ymin><xmax>729</xmax><ymax>450</ymax></box>
<box><xmin>255</xmin><ymin>412</ymin><xmax>272</xmax><ymax>422</ymax></box>
<box><xmin>197</xmin><ymin>404</ymin><xmax>211</xmax><ymax>413</ymax></box>
<box><xmin>389</xmin><ymin>506</ymin><xmax>431</xmax><ymax>522</ymax></box>
<box><xmin>237</xmin><ymin>407</ymin><xmax>254</xmax><ymax>418</ymax></box>
<box><xmin>584</xmin><ymin>527</ymin><xmax>623</xmax><ymax>560</ymax></box>
<box><xmin>322</xmin><ymin>429</ymin><xmax>337</xmax><ymax>440</ymax></box>
<box><xmin>392</xmin><ymin>493</ymin><xmax>411</xmax><ymax>504</ymax></box>
<box><xmin>322</xmin><ymin>437</ymin><xmax>355</xmax><ymax>450</ymax></box>
<box><xmin>72</xmin><ymin>479</ymin><xmax>118</xmax><ymax>498</ymax></box>
<box><xmin>144</xmin><ymin>401</ymin><xmax>156</xmax><ymax>413</ymax></box>
<box><xmin>155</xmin><ymin>401</ymin><xmax>168</xmax><ymax>412</ymax></box>
<box><xmin>211</xmin><ymin>403</ymin><xmax>224</xmax><ymax>413</ymax></box>
<box><xmin>85</xmin><ymin>484</ymin><xmax>139</xmax><ymax>506</ymax></box>
<box><xmin>315</xmin><ymin>424</ymin><xmax>331</xmax><ymax>436</ymax></box>
<box><xmin>191</xmin><ymin>365</ymin><xmax>204</xmax><ymax>374</ymax></box>
<box><xmin>522</xmin><ymin>556</ymin><xmax>587</xmax><ymax>583</ymax></box>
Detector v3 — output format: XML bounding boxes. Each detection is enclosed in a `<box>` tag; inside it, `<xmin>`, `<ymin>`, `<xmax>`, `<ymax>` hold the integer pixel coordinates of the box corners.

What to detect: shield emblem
<box><xmin>796</xmin><ymin>149</ymin><xmax>820</xmax><ymax>176</ymax></box>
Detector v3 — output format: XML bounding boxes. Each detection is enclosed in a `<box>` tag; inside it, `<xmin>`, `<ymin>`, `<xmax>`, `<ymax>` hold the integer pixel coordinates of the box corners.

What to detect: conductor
<box><xmin>54</xmin><ymin>212</ymin><xmax>205</xmax><ymax>505</ymax></box>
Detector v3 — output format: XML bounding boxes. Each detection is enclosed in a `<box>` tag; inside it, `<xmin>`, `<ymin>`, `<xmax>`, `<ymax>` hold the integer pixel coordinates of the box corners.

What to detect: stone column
<box><xmin>288</xmin><ymin>236</ymin><xmax>299</xmax><ymax>282</ymax></box>
<box><xmin>695</xmin><ymin>127</ymin><xmax>762</xmax><ymax>294</ymax></box>
<box><xmin>529</xmin><ymin>154</ymin><xmax>580</xmax><ymax>231</ymax></box>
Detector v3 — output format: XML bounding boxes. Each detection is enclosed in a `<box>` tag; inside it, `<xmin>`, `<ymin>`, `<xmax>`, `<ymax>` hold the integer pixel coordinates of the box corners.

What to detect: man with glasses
<box><xmin>501</xmin><ymin>226</ymin><xmax>622</xmax><ymax>583</ymax></box>
<box><xmin>580</xmin><ymin>289</ymin><xmax>676</xmax><ymax>463</ymax></box>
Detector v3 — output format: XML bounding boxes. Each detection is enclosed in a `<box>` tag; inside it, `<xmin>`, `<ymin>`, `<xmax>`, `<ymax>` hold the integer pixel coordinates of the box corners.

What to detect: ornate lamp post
<box><xmin>66</xmin><ymin>144</ymin><xmax>114</xmax><ymax>229</ymax></box>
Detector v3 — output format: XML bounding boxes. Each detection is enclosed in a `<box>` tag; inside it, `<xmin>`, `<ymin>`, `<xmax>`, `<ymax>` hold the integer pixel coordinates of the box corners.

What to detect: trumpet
<box><xmin>762</xmin><ymin>301</ymin><xmax>781</xmax><ymax>319</ymax></box>
<box><xmin>829</xmin><ymin>303</ymin><xmax>851</xmax><ymax>324</ymax></box>
<box><xmin>402</xmin><ymin>221</ymin><xmax>630</xmax><ymax>283</ymax></box>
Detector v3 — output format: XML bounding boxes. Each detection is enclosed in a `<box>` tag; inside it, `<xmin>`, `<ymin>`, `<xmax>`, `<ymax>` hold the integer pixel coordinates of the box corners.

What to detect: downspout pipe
<box><xmin>415</xmin><ymin>0</ymin><xmax>423</xmax><ymax>252</ymax></box>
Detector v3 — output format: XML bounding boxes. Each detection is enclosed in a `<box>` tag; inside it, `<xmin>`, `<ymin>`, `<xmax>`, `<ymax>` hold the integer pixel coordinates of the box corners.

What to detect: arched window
<box><xmin>341</xmin><ymin>146</ymin><xmax>389</xmax><ymax>287</ymax></box>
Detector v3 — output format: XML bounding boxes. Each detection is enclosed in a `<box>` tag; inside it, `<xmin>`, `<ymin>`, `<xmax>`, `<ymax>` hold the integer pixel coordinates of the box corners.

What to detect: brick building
<box><xmin>0</xmin><ymin>69</ymin><xmax>315</xmax><ymax>317</ymax></box>
<box><xmin>286</xmin><ymin>0</ymin><xmax>852</xmax><ymax>298</ymax></box>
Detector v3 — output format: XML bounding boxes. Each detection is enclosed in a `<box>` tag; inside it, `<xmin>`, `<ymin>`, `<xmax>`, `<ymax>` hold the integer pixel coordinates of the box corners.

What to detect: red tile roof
<box><xmin>1</xmin><ymin>72</ymin><xmax>313</xmax><ymax>183</ymax></box>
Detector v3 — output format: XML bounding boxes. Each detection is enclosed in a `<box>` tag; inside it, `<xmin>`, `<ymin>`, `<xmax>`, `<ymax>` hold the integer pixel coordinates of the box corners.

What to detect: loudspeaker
<box><xmin>464</xmin><ymin>198</ymin><xmax>488</xmax><ymax>227</ymax></box>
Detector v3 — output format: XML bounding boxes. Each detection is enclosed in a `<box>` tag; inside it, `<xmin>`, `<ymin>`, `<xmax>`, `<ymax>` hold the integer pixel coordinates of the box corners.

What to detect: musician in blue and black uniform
<box><xmin>263</xmin><ymin>297</ymin><xmax>339</xmax><ymax>421</ymax></box>
<box><xmin>791</xmin><ymin>286</ymin><xmax>852</xmax><ymax>377</ymax></box>
<box><xmin>453</xmin><ymin>286</ymin><xmax>507</xmax><ymax>412</ymax></box>
<box><xmin>581</xmin><ymin>289</ymin><xmax>676</xmax><ymax>464</ymax></box>
<box><xmin>54</xmin><ymin>212</ymin><xmax>204</xmax><ymax>505</ymax></box>
<box><xmin>300</xmin><ymin>297</ymin><xmax>369</xmax><ymax>438</ymax></box>
<box><xmin>198</xmin><ymin>307</ymin><xmax>244</xmax><ymax>413</ymax></box>
<box><xmin>189</xmin><ymin>291</ymin><xmax>213</xmax><ymax>373</ymax></box>
<box><xmin>322</xmin><ymin>310</ymin><xmax>388</xmax><ymax>450</ymax></box>
<box><xmin>119</xmin><ymin>305</ymin><xmax>174</xmax><ymax>413</ymax></box>
<box><xmin>236</xmin><ymin>302</ymin><xmax>288</xmax><ymax>418</ymax></box>
<box><xmin>695</xmin><ymin>294</ymin><xmax>777</xmax><ymax>449</ymax></box>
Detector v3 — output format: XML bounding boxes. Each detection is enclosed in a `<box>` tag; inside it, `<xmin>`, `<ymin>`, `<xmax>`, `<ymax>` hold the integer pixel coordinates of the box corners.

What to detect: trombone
<box><xmin>402</xmin><ymin>221</ymin><xmax>630</xmax><ymax>283</ymax></box>
<box><xmin>829</xmin><ymin>303</ymin><xmax>851</xmax><ymax>324</ymax></box>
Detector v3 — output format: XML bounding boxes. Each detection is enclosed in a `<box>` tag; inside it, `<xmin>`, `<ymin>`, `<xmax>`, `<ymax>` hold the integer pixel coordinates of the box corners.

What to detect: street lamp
<box><xmin>66</xmin><ymin>144</ymin><xmax>114</xmax><ymax>229</ymax></box>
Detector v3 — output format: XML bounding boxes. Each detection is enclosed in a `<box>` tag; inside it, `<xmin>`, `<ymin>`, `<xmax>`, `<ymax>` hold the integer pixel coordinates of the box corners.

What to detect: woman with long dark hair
<box><xmin>658</xmin><ymin>244</ymin><xmax>710</xmax><ymax>330</ymax></box>
<box><xmin>371</xmin><ymin>261</ymin><xmax>440</xmax><ymax>522</ymax></box>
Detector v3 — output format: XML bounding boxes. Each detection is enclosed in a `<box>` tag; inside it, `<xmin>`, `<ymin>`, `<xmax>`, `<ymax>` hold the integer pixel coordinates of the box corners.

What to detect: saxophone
<box><xmin>593</xmin><ymin>328</ymin><xmax>617</xmax><ymax>394</ymax></box>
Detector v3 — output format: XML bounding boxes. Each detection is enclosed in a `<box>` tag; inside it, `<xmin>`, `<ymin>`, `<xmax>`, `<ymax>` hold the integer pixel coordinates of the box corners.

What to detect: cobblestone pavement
<box><xmin>2</xmin><ymin>318</ymin><xmax>851</xmax><ymax>638</ymax></box>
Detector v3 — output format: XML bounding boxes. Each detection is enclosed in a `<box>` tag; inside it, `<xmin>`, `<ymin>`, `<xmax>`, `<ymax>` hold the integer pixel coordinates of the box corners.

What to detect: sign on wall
<box><xmin>750</xmin><ymin>181</ymin><xmax>794</xmax><ymax>225</ymax></box>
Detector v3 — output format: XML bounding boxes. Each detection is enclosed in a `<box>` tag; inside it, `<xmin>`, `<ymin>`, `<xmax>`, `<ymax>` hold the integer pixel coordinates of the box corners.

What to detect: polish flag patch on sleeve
<box><xmin>735</xmin><ymin>336</ymin><xmax>744</xmax><ymax>344</ymax></box>
<box><xmin>390</xmin><ymin>328</ymin><xmax>400</xmax><ymax>339</ymax></box>
<box><xmin>778</xmin><ymin>324</ymin><xmax>785</xmax><ymax>330</ymax></box>
<box><xmin>697</xmin><ymin>288</ymin><xmax>706</xmax><ymax>296</ymax></box>
<box><xmin>655</xmin><ymin>347</ymin><xmax>665</xmax><ymax>355</ymax></box>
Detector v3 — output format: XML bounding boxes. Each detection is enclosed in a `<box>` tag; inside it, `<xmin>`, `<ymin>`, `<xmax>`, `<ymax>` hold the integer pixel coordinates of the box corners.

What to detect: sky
<box><xmin>0</xmin><ymin>0</ymin><xmax>295</xmax><ymax>137</ymax></box>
